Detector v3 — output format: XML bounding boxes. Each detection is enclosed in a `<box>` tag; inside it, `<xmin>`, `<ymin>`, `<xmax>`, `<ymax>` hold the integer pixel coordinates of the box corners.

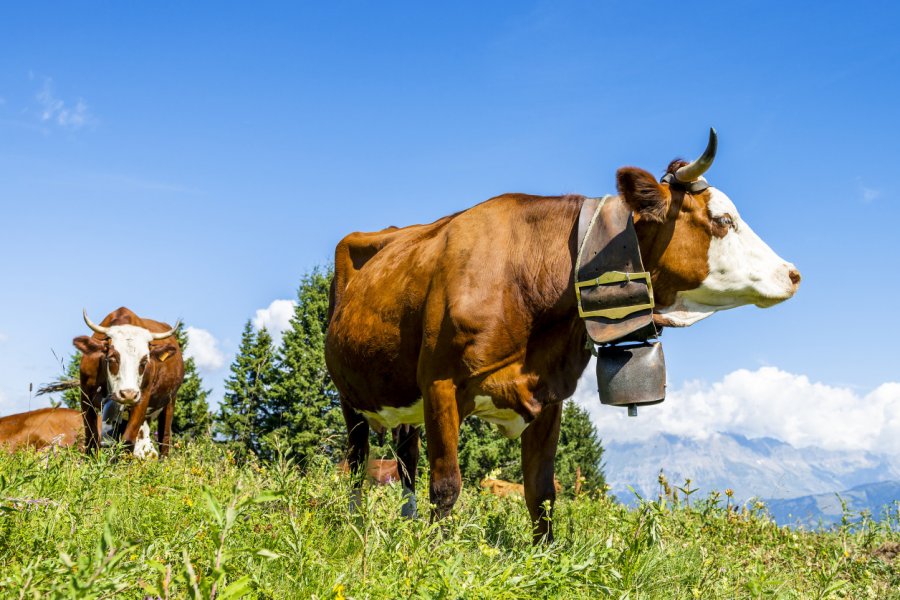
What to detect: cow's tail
<box><xmin>35</xmin><ymin>379</ymin><xmax>79</xmax><ymax>397</ymax></box>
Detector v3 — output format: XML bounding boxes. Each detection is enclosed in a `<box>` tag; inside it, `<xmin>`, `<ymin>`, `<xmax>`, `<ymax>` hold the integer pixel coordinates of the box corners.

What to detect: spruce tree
<box><xmin>58</xmin><ymin>352</ymin><xmax>83</xmax><ymax>409</ymax></box>
<box><xmin>556</xmin><ymin>400</ymin><xmax>606</xmax><ymax>495</ymax></box>
<box><xmin>217</xmin><ymin>321</ymin><xmax>276</xmax><ymax>457</ymax></box>
<box><xmin>456</xmin><ymin>400</ymin><xmax>605</xmax><ymax>496</ymax></box>
<box><xmin>263</xmin><ymin>266</ymin><xmax>344</xmax><ymax>465</ymax></box>
<box><xmin>457</xmin><ymin>417</ymin><xmax>520</xmax><ymax>483</ymax></box>
<box><xmin>172</xmin><ymin>324</ymin><xmax>212</xmax><ymax>437</ymax></box>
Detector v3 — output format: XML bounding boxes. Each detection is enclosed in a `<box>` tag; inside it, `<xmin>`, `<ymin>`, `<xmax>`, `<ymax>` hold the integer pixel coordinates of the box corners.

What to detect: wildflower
<box><xmin>130</xmin><ymin>553</ymin><xmax>138</xmax><ymax>561</ymax></box>
<box><xmin>691</xmin><ymin>588</ymin><xmax>701</xmax><ymax>599</ymax></box>
<box><xmin>725</xmin><ymin>489</ymin><xmax>734</xmax><ymax>498</ymax></box>
<box><xmin>190</xmin><ymin>466</ymin><xmax>203</xmax><ymax>477</ymax></box>
<box><xmin>182</xmin><ymin>495</ymin><xmax>194</xmax><ymax>508</ymax></box>
<box><xmin>479</xmin><ymin>542</ymin><xmax>500</xmax><ymax>558</ymax></box>
<box><xmin>333</xmin><ymin>582</ymin><xmax>346</xmax><ymax>600</ymax></box>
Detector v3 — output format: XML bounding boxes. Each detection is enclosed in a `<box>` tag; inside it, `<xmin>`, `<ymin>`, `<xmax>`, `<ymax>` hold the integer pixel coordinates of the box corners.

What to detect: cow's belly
<box><xmin>360</xmin><ymin>401</ymin><xmax>425</xmax><ymax>430</ymax></box>
<box><xmin>359</xmin><ymin>395</ymin><xmax>529</xmax><ymax>439</ymax></box>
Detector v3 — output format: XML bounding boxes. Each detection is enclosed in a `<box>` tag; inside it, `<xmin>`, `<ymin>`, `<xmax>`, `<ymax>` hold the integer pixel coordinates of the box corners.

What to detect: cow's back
<box><xmin>0</xmin><ymin>408</ymin><xmax>83</xmax><ymax>451</ymax></box>
<box><xmin>327</xmin><ymin>216</ymin><xmax>455</xmax><ymax>410</ymax></box>
<box><xmin>326</xmin><ymin>194</ymin><xmax>586</xmax><ymax>414</ymax></box>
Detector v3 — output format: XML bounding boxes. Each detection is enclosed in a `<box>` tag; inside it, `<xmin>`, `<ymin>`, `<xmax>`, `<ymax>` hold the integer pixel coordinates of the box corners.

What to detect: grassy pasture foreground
<box><xmin>1</xmin><ymin>441</ymin><xmax>898</xmax><ymax>599</ymax></box>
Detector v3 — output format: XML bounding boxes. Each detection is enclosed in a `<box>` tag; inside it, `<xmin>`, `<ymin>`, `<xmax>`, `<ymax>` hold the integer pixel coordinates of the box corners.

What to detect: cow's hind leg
<box><xmin>394</xmin><ymin>424</ymin><xmax>420</xmax><ymax>518</ymax></box>
<box><xmin>157</xmin><ymin>397</ymin><xmax>175</xmax><ymax>458</ymax></box>
<box><xmin>341</xmin><ymin>397</ymin><xmax>369</xmax><ymax>513</ymax></box>
<box><xmin>522</xmin><ymin>401</ymin><xmax>562</xmax><ymax>544</ymax></box>
<box><xmin>423</xmin><ymin>379</ymin><xmax>462</xmax><ymax>520</ymax></box>
<box><xmin>81</xmin><ymin>395</ymin><xmax>102</xmax><ymax>455</ymax></box>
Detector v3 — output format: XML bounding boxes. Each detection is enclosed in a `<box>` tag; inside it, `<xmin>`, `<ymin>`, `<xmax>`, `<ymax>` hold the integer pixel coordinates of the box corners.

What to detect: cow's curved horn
<box><xmin>150</xmin><ymin>322</ymin><xmax>180</xmax><ymax>340</ymax></box>
<box><xmin>83</xmin><ymin>309</ymin><xmax>110</xmax><ymax>335</ymax></box>
<box><xmin>675</xmin><ymin>128</ymin><xmax>718</xmax><ymax>182</ymax></box>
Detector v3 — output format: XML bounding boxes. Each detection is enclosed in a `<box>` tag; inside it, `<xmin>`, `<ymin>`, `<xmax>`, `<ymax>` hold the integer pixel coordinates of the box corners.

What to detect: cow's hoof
<box><xmin>401</xmin><ymin>489</ymin><xmax>418</xmax><ymax>519</ymax></box>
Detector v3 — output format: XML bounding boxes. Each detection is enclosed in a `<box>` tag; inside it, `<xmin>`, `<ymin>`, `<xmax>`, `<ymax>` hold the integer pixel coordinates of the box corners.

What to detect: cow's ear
<box><xmin>73</xmin><ymin>336</ymin><xmax>106</xmax><ymax>354</ymax></box>
<box><xmin>616</xmin><ymin>167</ymin><xmax>671</xmax><ymax>223</ymax></box>
<box><xmin>150</xmin><ymin>343</ymin><xmax>178</xmax><ymax>362</ymax></box>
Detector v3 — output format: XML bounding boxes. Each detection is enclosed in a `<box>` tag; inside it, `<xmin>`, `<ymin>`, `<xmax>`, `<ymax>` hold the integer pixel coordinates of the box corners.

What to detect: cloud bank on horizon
<box><xmin>575</xmin><ymin>362</ymin><xmax>900</xmax><ymax>456</ymax></box>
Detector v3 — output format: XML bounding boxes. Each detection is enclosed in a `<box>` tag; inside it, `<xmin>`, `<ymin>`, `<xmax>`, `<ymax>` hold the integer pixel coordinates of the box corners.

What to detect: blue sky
<box><xmin>1</xmin><ymin>2</ymin><xmax>898</xmax><ymax>443</ymax></box>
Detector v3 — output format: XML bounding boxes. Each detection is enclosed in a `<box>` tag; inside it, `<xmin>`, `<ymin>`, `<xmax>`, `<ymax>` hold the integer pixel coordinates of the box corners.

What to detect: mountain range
<box><xmin>603</xmin><ymin>432</ymin><xmax>900</xmax><ymax>527</ymax></box>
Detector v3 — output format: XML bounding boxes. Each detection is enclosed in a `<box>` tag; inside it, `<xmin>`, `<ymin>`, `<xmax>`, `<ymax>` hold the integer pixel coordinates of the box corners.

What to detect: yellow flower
<box><xmin>182</xmin><ymin>495</ymin><xmax>194</xmax><ymax>507</ymax></box>
<box><xmin>725</xmin><ymin>489</ymin><xmax>734</xmax><ymax>497</ymax></box>
<box><xmin>332</xmin><ymin>582</ymin><xmax>346</xmax><ymax>600</ymax></box>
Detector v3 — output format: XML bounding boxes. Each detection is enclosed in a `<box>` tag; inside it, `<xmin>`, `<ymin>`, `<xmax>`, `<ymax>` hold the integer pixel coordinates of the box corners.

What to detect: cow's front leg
<box><xmin>341</xmin><ymin>397</ymin><xmax>370</xmax><ymax>513</ymax></box>
<box><xmin>424</xmin><ymin>379</ymin><xmax>461</xmax><ymax>520</ymax></box>
<box><xmin>521</xmin><ymin>401</ymin><xmax>562</xmax><ymax>544</ymax></box>
<box><xmin>81</xmin><ymin>393</ymin><xmax>102</xmax><ymax>455</ymax></box>
<box><xmin>157</xmin><ymin>397</ymin><xmax>175</xmax><ymax>458</ymax></box>
<box><xmin>395</xmin><ymin>424</ymin><xmax>420</xmax><ymax>518</ymax></box>
<box><xmin>122</xmin><ymin>397</ymin><xmax>151</xmax><ymax>458</ymax></box>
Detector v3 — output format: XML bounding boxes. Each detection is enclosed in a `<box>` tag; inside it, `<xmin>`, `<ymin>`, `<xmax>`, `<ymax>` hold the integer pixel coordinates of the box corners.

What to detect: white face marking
<box><xmin>104</xmin><ymin>325</ymin><xmax>155</xmax><ymax>404</ymax></box>
<box><xmin>656</xmin><ymin>188</ymin><xmax>799</xmax><ymax>327</ymax></box>
<box><xmin>132</xmin><ymin>421</ymin><xmax>158</xmax><ymax>459</ymax></box>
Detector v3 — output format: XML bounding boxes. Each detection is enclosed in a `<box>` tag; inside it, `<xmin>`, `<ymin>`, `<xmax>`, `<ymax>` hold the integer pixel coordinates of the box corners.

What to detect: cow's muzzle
<box><xmin>115</xmin><ymin>389</ymin><xmax>141</xmax><ymax>406</ymax></box>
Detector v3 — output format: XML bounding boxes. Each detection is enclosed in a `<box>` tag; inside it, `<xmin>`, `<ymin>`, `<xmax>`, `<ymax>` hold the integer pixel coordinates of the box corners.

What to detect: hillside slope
<box><xmin>1</xmin><ymin>440</ymin><xmax>899</xmax><ymax>598</ymax></box>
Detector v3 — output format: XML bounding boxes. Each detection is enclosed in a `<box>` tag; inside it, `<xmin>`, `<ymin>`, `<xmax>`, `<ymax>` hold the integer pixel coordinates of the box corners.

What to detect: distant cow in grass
<box><xmin>72</xmin><ymin>307</ymin><xmax>184</xmax><ymax>459</ymax></box>
<box><xmin>339</xmin><ymin>458</ymin><xmax>401</xmax><ymax>485</ymax></box>
<box><xmin>0</xmin><ymin>408</ymin><xmax>83</xmax><ymax>451</ymax></box>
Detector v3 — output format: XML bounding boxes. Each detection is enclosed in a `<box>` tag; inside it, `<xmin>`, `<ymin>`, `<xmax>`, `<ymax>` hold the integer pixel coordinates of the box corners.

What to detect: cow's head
<box><xmin>618</xmin><ymin>129</ymin><xmax>800</xmax><ymax>327</ymax></box>
<box><xmin>73</xmin><ymin>310</ymin><xmax>179</xmax><ymax>406</ymax></box>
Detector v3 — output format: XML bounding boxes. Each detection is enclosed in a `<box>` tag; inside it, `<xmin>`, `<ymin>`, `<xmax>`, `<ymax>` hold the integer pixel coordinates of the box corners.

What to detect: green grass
<box><xmin>1</xmin><ymin>440</ymin><xmax>898</xmax><ymax>599</ymax></box>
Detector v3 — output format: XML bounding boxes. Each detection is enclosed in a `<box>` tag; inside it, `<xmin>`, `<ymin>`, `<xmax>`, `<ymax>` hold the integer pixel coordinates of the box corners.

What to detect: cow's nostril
<box><xmin>789</xmin><ymin>269</ymin><xmax>801</xmax><ymax>285</ymax></box>
<box><xmin>119</xmin><ymin>389</ymin><xmax>139</xmax><ymax>403</ymax></box>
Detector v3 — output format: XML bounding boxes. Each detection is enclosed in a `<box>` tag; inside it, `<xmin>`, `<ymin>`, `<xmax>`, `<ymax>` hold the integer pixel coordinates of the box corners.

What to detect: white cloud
<box><xmin>861</xmin><ymin>186</ymin><xmax>881</xmax><ymax>203</ymax></box>
<box><xmin>575</xmin><ymin>361</ymin><xmax>900</xmax><ymax>455</ymax></box>
<box><xmin>185</xmin><ymin>327</ymin><xmax>226</xmax><ymax>370</ymax></box>
<box><xmin>35</xmin><ymin>77</ymin><xmax>91</xmax><ymax>130</ymax></box>
<box><xmin>253</xmin><ymin>299</ymin><xmax>296</xmax><ymax>344</ymax></box>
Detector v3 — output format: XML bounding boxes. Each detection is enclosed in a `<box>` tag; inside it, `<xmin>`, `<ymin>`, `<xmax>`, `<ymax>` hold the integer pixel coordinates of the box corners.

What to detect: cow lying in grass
<box><xmin>0</xmin><ymin>408</ymin><xmax>83</xmax><ymax>451</ymax></box>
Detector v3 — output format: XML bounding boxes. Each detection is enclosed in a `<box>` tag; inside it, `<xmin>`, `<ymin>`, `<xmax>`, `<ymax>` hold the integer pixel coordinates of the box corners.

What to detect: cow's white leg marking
<box><xmin>132</xmin><ymin>421</ymin><xmax>158</xmax><ymax>459</ymax></box>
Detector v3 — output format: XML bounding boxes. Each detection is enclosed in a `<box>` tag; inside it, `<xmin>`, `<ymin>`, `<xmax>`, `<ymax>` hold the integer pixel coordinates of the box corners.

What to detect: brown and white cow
<box><xmin>325</xmin><ymin>130</ymin><xmax>800</xmax><ymax>541</ymax></box>
<box><xmin>0</xmin><ymin>407</ymin><xmax>83</xmax><ymax>451</ymax></box>
<box><xmin>73</xmin><ymin>307</ymin><xmax>185</xmax><ymax>458</ymax></box>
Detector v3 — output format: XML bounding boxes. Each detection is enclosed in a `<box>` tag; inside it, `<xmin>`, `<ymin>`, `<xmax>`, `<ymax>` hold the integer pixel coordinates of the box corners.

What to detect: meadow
<box><xmin>1</xmin><ymin>440</ymin><xmax>898</xmax><ymax>599</ymax></box>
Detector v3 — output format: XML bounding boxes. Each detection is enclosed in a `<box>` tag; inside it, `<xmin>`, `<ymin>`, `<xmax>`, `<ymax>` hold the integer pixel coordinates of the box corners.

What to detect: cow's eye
<box><xmin>714</xmin><ymin>216</ymin><xmax>734</xmax><ymax>228</ymax></box>
<box><xmin>139</xmin><ymin>357</ymin><xmax>148</xmax><ymax>373</ymax></box>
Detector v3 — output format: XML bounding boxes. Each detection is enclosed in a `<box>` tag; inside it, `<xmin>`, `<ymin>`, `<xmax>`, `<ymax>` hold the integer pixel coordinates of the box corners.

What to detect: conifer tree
<box><xmin>172</xmin><ymin>324</ymin><xmax>212</xmax><ymax>437</ymax></box>
<box><xmin>217</xmin><ymin>321</ymin><xmax>276</xmax><ymax>457</ymax></box>
<box><xmin>456</xmin><ymin>400</ymin><xmax>605</xmax><ymax>495</ymax></box>
<box><xmin>263</xmin><ymin>266</ymin><xmax>343</xmax><ymax>464</ymax></box>
<box><xmin>57</xmin><ymin>352</ymin><xmax>83</xmax><ymax>409</ymax></box>
<box><xmin>457</xmin><ymin>417</ymin><xmax>520</xmax><ymax>483</ymax></box>
<box><xmin>556</xmin><ymin>400</ymin><xmax>606</xmax><ymax>495</ymax></box>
